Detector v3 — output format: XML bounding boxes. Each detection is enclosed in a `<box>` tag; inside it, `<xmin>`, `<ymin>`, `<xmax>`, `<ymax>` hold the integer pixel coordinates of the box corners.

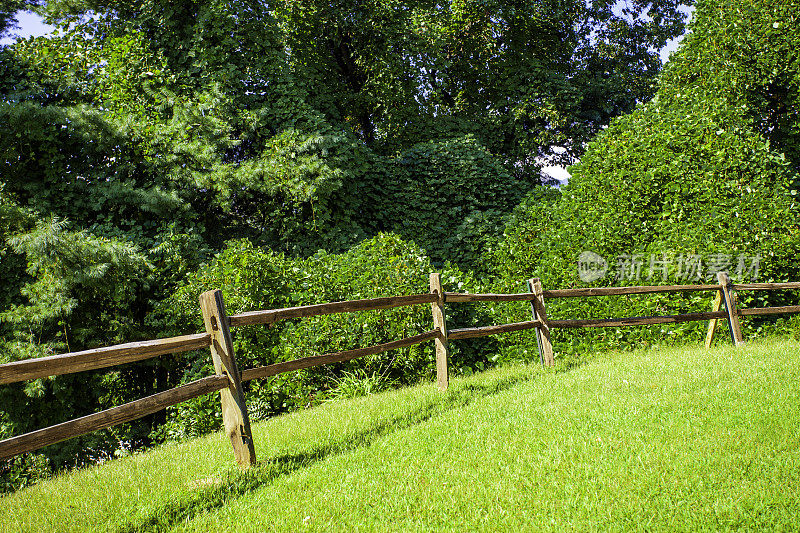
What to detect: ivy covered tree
<box><xmin>490</xmin><ymin>0</ymin><xmax>800</xmax><ymax>360</ymax></box>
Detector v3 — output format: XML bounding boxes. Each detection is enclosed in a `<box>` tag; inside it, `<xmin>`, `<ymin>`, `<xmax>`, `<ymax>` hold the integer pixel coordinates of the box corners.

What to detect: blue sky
<box><xmin>0</xmin><ymin>11</ymin><xmax>53</xmax><ymax>44</ymax></box>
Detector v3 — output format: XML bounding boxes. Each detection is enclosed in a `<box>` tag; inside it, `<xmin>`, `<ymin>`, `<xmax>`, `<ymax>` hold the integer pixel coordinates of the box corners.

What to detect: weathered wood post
<box><xmin>528</xmin><ymin>278</ymin><xmax>555</xmax><ymax>366</ymax></box>
<box><xmin>429</xmin><ymin>273</ymin><xmax>449</xmax><ymax>391</ymax></box>
<box><xmin>717</xmin><ymin>272</ymin><xmax>744</xmax><ymax>346</ymax></box>
<box><xmin>199</xmin><ymin>290</ymin><xmax>256</xmax><ymax>467</ymax></box>
<box><xmin>705</xmin><ymin>290</ymin><xmax>723</xmax><ymax>348</ymax></box>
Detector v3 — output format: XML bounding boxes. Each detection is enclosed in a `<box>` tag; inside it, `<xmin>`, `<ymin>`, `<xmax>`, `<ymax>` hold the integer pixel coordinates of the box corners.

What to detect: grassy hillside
<box><xmin>3</xmin><ymin>339</ymin><xmax>800</xmax><ymax>532</ymax></box>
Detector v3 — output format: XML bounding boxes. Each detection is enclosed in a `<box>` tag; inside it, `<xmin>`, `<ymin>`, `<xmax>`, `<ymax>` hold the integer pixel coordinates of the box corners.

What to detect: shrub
<box><xmin>488</xmin><ymin>0</ymin><xmax>800</xmax><ymax>362</ymax></box>
<box><xmin>157</xmin><ymin>233</ymin><xmax>493</xmax><ymax>439</ymax></box>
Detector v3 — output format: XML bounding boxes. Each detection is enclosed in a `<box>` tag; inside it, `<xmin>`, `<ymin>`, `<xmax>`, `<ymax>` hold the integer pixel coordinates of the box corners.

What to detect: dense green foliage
<box><xmin>377</xmin><ymin>136</ymin><xmax>533</xmax><ymax>268</ymax></box>
<box><xmin>155</xmin><ymin>234</ymin><xmax>493</xmax><ymax>440</ymax></box>
<box><xmin>489</xmin><ymin>0</ymin><xmax>800</xmax><ymax>359</ymax></box>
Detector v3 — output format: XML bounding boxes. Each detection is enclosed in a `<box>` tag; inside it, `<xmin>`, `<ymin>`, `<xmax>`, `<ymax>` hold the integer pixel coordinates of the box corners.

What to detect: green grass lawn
<box><xmin>2</xmin><ymin>339</ymin><xmax>800</xmax><ymax>532</ymax></box>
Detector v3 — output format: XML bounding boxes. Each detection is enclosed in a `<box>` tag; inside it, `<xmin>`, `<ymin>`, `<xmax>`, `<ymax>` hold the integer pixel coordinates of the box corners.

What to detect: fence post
<box><xmin>199</xmin><ymin>290</ymin><xmax>257</xmax><ymax>467</ymax></box>
<box><xmin>528</xmin><ymin>278</ymin><xmax>555</xmax><ymax>366</ymax></box>
<box><xmin>717</xmin><ymin>272</ymin><xmax>744</xmax><ymax>346</ymax></box>
<box><xmin>429</xmin><ymin>273</ymin><xmax>449</xmax><ymax>391</ymax></box>
<box><xmin>705</xmin><ymin>289</ymin><xmax>723</xmax><ymax>348</ymax></box>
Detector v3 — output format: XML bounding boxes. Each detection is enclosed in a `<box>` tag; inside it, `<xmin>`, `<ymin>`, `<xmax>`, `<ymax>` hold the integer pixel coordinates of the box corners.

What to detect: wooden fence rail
<box><xmin>549</xmin><ymin>311</ymin><xmax>729</xmax><ymax>329</ymax></box>
<box><xmin>448</xmin><ymin>320</ymin><xmax>543</xmax><ymax>340</ymax></box>
<box><xmin>229</xmin><ymin>293</ymin><xmax>438</xmax><ymax>327</ymax></box>
<box><xmin>740</xmin><ymin>305</ymin><xmax>800</xmax><ymax>316</ymax></box>
<box><xmin>734</xmin><ymin>282</ymin><xmax>800</xmax><ymax>291</ymax></box>
<box><xmin>0</xmin><ymin>375</ymin><xmax>228</xmax><ymax>460</ymax></box>
<box><xmin>241</xmin><ymin>330</ymin><xmax>440</xmax><ymax>383</ymax></box>
<box><xmin>2</xmin><ymin>272</ymin><xmax>799</xmax><ymax>465</ymax></box>
<box><xmin>0</xmin><ymin>333</ymin><xmax>212</xmax><ymax>385</ymax></box>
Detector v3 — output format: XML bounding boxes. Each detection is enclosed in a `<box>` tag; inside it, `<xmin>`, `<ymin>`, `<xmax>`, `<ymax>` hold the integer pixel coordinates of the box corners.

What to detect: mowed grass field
<box><xmin>2</xmin><ymin>339</ymin><xmax>799</xmax><ymax>532</ymax></box>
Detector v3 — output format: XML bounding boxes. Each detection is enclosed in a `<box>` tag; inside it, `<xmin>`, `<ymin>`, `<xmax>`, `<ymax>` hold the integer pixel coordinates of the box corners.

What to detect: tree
<box><xmin>659</xmin><ymin>0</ymin><xmax>800</xmax><ymax>174</ymax></box>
<box><xmin>489</xmin><ymin>0</ymin><xmax>800</xmax><ymax>360</ymax></box>
<box><xmin>0</xmin><ymin>0</ymin><xmax>691</xmax><ymax>262</ymax></box>
<box><xmin>276</xmin><ymin>0</ymin><xmax>688</xmax><ymax>171</ymax></box>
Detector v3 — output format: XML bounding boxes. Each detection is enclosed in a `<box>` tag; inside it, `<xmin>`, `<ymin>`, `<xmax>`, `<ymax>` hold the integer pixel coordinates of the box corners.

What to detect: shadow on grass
<box><xmin>114</xmin><ymin>368</ymin><xmax>543</xmax><ymax>532</ymax></box>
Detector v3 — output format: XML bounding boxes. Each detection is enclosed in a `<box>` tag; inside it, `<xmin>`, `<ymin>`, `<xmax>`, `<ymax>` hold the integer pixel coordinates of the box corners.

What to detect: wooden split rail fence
<box><xmin>1</xmin><ymin>272</ymin><xmax>798</xmax><ymax>466</ymax></box>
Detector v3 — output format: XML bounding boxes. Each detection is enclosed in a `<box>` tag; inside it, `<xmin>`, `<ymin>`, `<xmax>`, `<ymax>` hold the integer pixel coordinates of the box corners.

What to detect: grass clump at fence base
<box><xmin>3</xmin><ymin>339</ymin><xmax>800</xmax><ymax>532</ymax></box>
